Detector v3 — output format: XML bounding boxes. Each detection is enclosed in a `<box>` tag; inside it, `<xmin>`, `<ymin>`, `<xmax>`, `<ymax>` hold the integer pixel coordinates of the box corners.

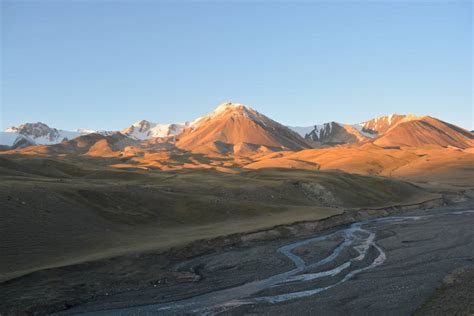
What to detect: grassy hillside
<box><xmin>0</xmin><ymin>154</ymin><xmax>435</xmax><ymax>282</ymax></box>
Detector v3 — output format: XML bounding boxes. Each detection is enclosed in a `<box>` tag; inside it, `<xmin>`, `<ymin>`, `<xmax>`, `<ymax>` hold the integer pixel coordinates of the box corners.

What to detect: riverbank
<box><xmin>59</xmin><ymin>198</ymin><xmax>474</xmax><ymax>315</ymax></box>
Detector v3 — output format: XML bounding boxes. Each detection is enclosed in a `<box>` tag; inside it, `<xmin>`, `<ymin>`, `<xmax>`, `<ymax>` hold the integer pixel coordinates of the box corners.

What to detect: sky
<box><xmin>1</xmin><ymin>0</ymin><xmax>472</xmax><ymax>131</ymax></box>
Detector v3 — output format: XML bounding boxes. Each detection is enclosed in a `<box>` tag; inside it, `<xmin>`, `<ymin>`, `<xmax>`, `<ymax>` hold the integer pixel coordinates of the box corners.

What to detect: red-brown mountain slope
<box><xmin>372</xmin><ymin>116</ymin><xmax>474</xmax><ymax>149</ymax></box>
<box><xmin>175</xmin><ymin>103</ymin><xmax>311</xmax><ymax>155</ymax></box>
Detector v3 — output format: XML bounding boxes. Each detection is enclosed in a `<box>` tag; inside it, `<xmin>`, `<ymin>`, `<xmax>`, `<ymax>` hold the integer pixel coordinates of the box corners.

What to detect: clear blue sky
<box><xmin>1</xmin><ymin>1</ymin><xmax>472</xmax><ymax>131</ymax></box>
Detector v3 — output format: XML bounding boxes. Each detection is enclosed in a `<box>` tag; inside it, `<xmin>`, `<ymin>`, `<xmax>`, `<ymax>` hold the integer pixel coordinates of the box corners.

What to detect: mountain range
<box><xmin>1</xmin><ymin>102</ymin><xmax>474</xmax><ymax>295</ymax></box>
<box><xmin>1</xmin><ymin>102</ymin><xmax>473</xmax><ymax>155</ymax></box>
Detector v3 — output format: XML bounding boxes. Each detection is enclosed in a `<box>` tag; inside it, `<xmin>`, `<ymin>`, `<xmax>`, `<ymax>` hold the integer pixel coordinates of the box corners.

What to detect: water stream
<box><xmin>78</xmin><ymin>210</ymin><xmax>474</xmax><ymax>315</ymax></box>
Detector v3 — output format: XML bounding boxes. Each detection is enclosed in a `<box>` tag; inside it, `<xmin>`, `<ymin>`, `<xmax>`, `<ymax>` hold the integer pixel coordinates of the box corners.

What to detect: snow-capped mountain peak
<box><xmin>190</xmin><ymin>102</ymin><xmax>266</xmax><ymax>129</ymax></box>
<box><xmin>211</xmin><ymin>102</ymin><xmax>256</xmax><ymax>115</ymax></box>
<box><xmin>360</xmin><ymin>113</ymin><xmax>419</xmax><ymax>135</ymax></box>
<box><xmin>3</xmin><ymin>122</ymin><xmax>88</xmax><ymax>146</ymax></box>
<box><xmin>131</xmin><ymin>120</ymin><xmax>152</xmax><ymax>132</ymax></box>
<box><xmin>306</xmin><ymin>122</ymin><xmax>340</xmax><ymax>142</ymax></box>
<box><xmin>176</xmin><ymin>102</ymin><xmax>310</xmax><ymax>154</ymax></box>
<box><xmin>121</xmin><ymin>120</ymin><xmax>188</xmax><ymax>140</ymax></box>
<box><xmin>5</xmin><ymin>122</ymin><xmax>59</xmax><ymax>141</ymax></box>
<box><xmin>289</xmin><ymin>121</ymin><xmax>371</xmax><ymax>146</ymax></box>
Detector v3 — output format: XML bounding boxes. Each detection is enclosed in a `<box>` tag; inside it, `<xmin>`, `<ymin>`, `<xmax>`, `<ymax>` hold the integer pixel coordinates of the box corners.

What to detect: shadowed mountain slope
<box><xmin>305</xmin><ymin>122</ymin><xmax>370</xmax><ymax>146</ymax></box>
<box><xmin>10</xmin><ymin>133</ymin><xmax>138</xmax><ymax>156</ymax></box>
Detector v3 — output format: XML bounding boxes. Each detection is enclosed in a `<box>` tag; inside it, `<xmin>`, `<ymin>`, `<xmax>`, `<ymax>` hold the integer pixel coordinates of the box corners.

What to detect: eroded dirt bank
<box><xmin>415</xmin><ymin>263</ymin><xmax>474</xmax><ymax>315</ymax></box>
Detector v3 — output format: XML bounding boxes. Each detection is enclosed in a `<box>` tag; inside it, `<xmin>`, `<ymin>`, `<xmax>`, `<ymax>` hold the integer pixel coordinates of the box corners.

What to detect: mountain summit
<box><xmin>360</xmin><ymin>114</ymin><xmax>419</xmax><ymax>136</ymax></box>
<box><xmin>372</xmin><ymin>116</ymin><xmax>474</xmax><ymax>149</ymax></box>
<box><xmin>176</xmin><ymin>102</ymin><xmax>311</xmax><ymax>155</ymax></box>
<box><xmin>304</xmin><ymin>122</ymin><xmax>370</xmax><ymax>146</ymax></box>
<box><xmin>1</xmin><ymin>122</ymin><xmax>90</xmax><ymax>149</ymax></box>
<box><xmin>4</xmin><ymin>122</ymin><xmax>79</xmax><ymax>143</ymax></box>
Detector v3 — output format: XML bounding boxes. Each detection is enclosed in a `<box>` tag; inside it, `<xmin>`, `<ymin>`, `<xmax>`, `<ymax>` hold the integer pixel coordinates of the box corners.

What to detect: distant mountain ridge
<box><xmin>1</xmin><ymin>106</ymin><xmax>472</xmax><ymax>152</ymax></box>
<box><xmin>4</xmin><ymin>122</ymin><xmax>84</xmax><ymax>144</ymax></box>
<box><xmin>288</xmin><ymin>114</ymin><xmax>423</xmax><ymax>147</ymax></box>
<box><xmin>0</xmin><ymin>122</ymin><xmax>92</xmax><ymax>149</ymax></box>
<box><xmin>13</xmin><ymin>132</ymin><xmax>138</xmax><ymax>157</ymax></box>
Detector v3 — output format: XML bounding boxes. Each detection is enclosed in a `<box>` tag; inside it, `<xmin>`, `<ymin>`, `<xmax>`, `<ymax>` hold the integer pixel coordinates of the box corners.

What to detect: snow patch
<box><xmin>191</xmin><ymin>102</ymin><xmax>265</xmax><ymax>129</ymax></box>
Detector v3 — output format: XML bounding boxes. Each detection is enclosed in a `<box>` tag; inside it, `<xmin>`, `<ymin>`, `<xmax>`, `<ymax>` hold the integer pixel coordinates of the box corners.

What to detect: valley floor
<box><xmin>1</xmin><ymin>196</ymin><xmax>473</xmax><ymax>315</ymax></box>
<box><xmin>60</xmin><ymin>200</ymin><xmax>474</xmax><ymax>315</ymax></box>
<box><xmin>0</xmin><ymin>154</ymin><xmax>473</xmax><ymax>315</ymax></box>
